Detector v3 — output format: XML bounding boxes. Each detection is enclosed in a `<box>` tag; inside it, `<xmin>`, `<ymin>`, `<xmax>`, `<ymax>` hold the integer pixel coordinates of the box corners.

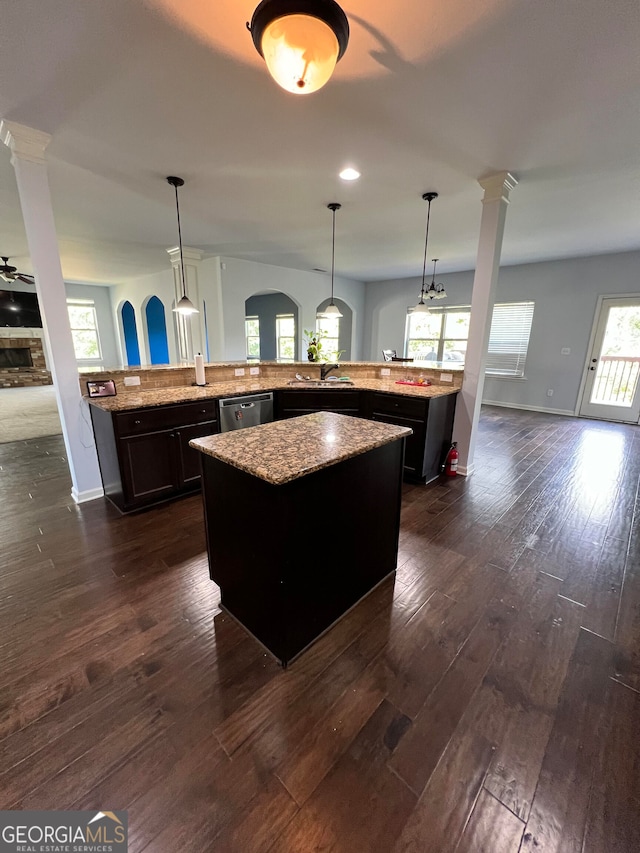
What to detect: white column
<box><xmin>453</xmin><ymin>171</ymin><xmax>518</xmax><ymax>476</ymax></box>
<box><xmin>0</xmin><ymin>120</ymin><xmax>103</xmax><ymax>503</ymax></box>
<box><xmin>167</xmin><ymin>246</ymin><xmax>203</xmax><ymax>362</ymax></box>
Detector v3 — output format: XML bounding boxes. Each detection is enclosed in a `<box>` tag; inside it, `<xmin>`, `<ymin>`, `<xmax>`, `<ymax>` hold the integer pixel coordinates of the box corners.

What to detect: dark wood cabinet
<box><xmin>90</xmin><ymin>386</ymin><xmax>457</xmax><ymax>512</ymax></box>
<box><xmin>90</xmin><ymin>400</ymin><xmax>219</xmax><ymax>513</ymax></box>
<box><xmin>274</xmin><ymin>388</ymin><xmax>457</xmax><ymax>484</ymax></box>
<box><xmin>364</xmin><ymin>391</ymin><xmax>457</xmax><ymax>483</ymax></box>
<box><xmin>275</xmin><ymin>389</ymin><xmax>362</xmax><ymax>420</ymax></box>
<box><xmin>198</xmin><ymin>435</ymin><xmax>406</xmax><ymax>666</ymax></box>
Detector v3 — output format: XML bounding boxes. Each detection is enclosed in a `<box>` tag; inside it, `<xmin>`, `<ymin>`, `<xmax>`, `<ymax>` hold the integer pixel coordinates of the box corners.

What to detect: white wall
<box><xmin>364</xmin><ymin>249</ymin><xmax>640</xmax><ymax>414</ymax></box>
<box><xmin>218</xmin><ymin>257</ymin><xmax>366</xmax><ymax>361</ymax></box>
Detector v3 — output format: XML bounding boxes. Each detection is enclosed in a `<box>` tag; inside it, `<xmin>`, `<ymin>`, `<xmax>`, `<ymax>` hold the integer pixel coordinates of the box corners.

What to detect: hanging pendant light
<box><xmin>320</xmin><ymin>202</ymin><xmax>343</xmax><ymax>318</ymax></box>
<box><xmin>167</xmin><ymin>176</ymin><xmax>199</xmax><ymax>315</ymax></box>
<box><xmin>425</xmin><ymin>258</ymin><xmax>447</xmax><ymax>300</ymax></box>
<box><xmin>247</xmin><ymin>0</ymin><xmax>349</xmax><ymax>95</ymax></box>
<box><xmin>413</xmin><ymin>192</ymin><xmax>438</xmax><ymax>314</ymax></box>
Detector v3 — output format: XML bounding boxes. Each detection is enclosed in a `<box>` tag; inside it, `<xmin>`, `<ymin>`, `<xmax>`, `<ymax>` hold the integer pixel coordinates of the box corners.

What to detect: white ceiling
<box><xmin>0</xmin><ymin>0</ymin><xmax>638</xmax><ymax>285</ymax></box>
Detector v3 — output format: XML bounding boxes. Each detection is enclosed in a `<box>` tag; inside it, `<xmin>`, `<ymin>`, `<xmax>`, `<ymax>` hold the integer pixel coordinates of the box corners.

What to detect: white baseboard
<box><xmin>456</xmin><ymin>463</ymin><xmax>473</xmax><ymax>477</ymax></box>
<box><xmin>71</xmin><ymin>485</ymin><xmax>104</xmax><ymax>504</ymax></box>
<box><xmin>482</xmin><ymin>399</ymin><xmax>576</xmax><ymax>417</ymax></box>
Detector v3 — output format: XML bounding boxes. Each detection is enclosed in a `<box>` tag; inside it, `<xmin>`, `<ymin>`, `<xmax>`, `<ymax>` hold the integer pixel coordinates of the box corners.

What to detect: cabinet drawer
<box><xmin>115</xmin><ymin>400</ymin><xmax>219</xmax><ymax>436</ymax></box>
<box><xmin>369</xmin><ymin>392</ymin><xmax>428</xmax><ymax>420</ymax></box>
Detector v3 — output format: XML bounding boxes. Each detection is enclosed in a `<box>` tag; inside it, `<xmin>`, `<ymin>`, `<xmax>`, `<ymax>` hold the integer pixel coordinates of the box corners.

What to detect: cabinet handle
<box><xmin>201</xmin><ymin>409</ymin><xmax>207</xmax><ymax>413</ymax></box>
<box><xmin>134</xmin><ymin>419</ymin><xmax>141</xmax><ymax>424</ymax></box>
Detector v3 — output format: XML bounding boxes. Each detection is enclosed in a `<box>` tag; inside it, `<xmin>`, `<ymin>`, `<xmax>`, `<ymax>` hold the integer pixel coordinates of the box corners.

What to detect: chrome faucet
<box><xmin>320</xmin><ymin>363</ymin><xmax>340</xmax><ymax>380</ymax></box>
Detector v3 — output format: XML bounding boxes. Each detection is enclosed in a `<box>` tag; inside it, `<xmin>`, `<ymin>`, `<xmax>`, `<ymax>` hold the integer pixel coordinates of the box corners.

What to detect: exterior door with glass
<box><xmin>579</xmin><ymin>297</ymin><xmax>640</xmax><ymax>423</ymax></box>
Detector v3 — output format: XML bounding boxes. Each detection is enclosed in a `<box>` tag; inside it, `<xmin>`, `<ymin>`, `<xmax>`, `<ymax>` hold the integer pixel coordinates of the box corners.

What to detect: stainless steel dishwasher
<box><xmin>218</xmin><ymin>392</ymin><xmax>274</xmax><ymax>432</ymax></box>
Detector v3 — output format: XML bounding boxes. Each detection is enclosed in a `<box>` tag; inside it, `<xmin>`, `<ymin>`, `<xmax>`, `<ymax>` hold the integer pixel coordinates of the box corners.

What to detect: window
<box><xmin>405</xmin><ymin>301</ymin><xmax>534</xmax><ymax>377</ymax></box>
<box><xmin>276</xmin><ymin>314</ymin><xmax>295</xmax><ymax>361</ymax></box>
<box><xmin>316</xmin><ymin>314</ymin><xmax>342</xmax><ymax>361</ymax></box>
<box><xmin>406</xmin><ymin>308</ymin><xmax>468</xmax><ymax>363</ymax></box>
<box><xmin>486</xmin><ymin>302</ymin><xmax>535</xmax><ymax>377</ymax></box>
<box><xmin>245</xmin><ymin>316</ymin><xmax>260</xmax><ymax>359</ymax></box>
<box><xmin>67</xmin><ymin>299</ymin><xmax>102</xmax><ymax>360</ymax></box>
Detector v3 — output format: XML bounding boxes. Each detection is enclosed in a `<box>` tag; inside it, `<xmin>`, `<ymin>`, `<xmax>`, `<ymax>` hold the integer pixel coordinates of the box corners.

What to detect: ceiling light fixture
<box><xmin>339</xmin><ymin>167</ymin><xmax>360</xmax><ymax>181</ymax></box>
<box><xmin>413</xmin><ymin>192</ymin><xmax>438</xmax><ymax>314</ymax></box>
<box><xmin>166</xmin><ymin>176</ymin><xmax>198</xmax><ymax>316</ymax></box>
<box><xmin>320</xmin><ymin>202</ymin><xmax>343</xmax><ymax>318</ymax></box>
<box><xmin>425</xmin><ymin>258</ymin><xmax>447</xmax><ymax>300</ymax></box>
<box><xmin>247</xmin><ymin>0</ymin><xmax>349</xmax><ymax>95</ymax></box>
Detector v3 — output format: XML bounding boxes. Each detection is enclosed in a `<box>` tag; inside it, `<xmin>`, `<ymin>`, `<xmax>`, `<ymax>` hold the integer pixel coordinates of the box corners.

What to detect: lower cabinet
<box><xmin>90</xmin><ymin>400</ymin><xmax>219</xmax><ymax>513</ymax></box>
<box><xmin>276</xmin><ymin>390</ymin><xmax>362</xmax><ymax>419</ymax></box>
<box><xmin>90</xmin><ymin>387</ymin><xmax>457</xmax><ymax>512</ymax></box>
<box><xmin>277</xmin><ymin>389</ymin><xmax>457</xmax><ymax>484</ymax></box>
<box><xmin>365</xmin><ymin>391</ymin><xmax>457</xmax><ymax>483</ymax></box>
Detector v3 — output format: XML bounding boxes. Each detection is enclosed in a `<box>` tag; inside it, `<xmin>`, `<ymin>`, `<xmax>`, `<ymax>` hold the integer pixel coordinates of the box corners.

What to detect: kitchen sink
<box><xmin>286</xmin><ymin>380</ymin><xmax>354</xmax><ymax>388</ymax></box>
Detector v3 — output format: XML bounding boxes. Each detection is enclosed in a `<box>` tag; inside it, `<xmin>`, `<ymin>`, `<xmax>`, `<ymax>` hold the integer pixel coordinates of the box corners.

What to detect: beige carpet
<box><xmin>0</xmin><ymin>385</ymin><xmax>63</xmax><ymax>443</ymax></box>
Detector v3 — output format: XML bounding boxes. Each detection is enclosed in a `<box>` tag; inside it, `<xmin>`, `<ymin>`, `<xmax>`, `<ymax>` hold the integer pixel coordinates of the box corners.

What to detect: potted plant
<box><xmin>303</xmin><ymin>329</ymin><xmax>344</xmax><ymax>363</ymax></box>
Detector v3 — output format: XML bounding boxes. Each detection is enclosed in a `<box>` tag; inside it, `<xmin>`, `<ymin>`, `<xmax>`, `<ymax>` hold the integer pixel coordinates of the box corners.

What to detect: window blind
<box><xmin>486</xmin><ymin>301</ymin><xmax>534</xmax><ymax>377</ymax></box>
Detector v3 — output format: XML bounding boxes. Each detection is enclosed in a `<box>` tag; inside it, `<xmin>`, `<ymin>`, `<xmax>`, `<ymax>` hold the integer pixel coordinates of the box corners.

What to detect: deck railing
<box><xmin>592</xmin><ymin>356</ymin><xmax>640</xmax><ymax>405</ymax></box>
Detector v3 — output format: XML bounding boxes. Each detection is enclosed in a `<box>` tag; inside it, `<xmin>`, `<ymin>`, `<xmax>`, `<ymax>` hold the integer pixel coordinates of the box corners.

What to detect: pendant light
<box><xmin>425</xmin><ymin>258</ymin><xmax>447</xmax><ymax>300</ymax></box>
<box><xmin>247</xmin><ymin>0</ymin><xmax>349</xmax><ymax>95</ymax></box>
<box><xmin>413</xmin><ymin>192</ymin><xmax>438</xmax><ymax>314</ymax></box>
<box><xmin>167</xmin><ymin>176</ymin><xmax>199</xmax><ymax>315</ymax></box>
<box><xmin>320</xmin><ymin>202</ymin><xmax>343</xmax><ymax>318</ymax></box>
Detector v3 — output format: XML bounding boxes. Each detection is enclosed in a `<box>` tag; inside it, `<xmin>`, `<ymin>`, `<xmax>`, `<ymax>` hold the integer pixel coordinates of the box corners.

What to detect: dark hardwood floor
<box><xmin>1</xmin><ymin>405</ymin><xmax>639</xmax><ymax>852</ymax></box>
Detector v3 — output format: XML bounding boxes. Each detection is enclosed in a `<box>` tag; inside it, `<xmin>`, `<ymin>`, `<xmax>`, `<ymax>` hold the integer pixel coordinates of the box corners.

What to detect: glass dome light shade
<box><xmin>321</xmin><ymin>301</ymin><xmax>343</xmax><ymax>318</ymax></box>
<box><xmin>261</xmin><ymin>14</ymin><xmax>339</xmax><ymax>94</ymax></box>
<box><xmin>173</xmin><ymin>295</ymin><xmax>199</xmax><ymax>315</ymax></box>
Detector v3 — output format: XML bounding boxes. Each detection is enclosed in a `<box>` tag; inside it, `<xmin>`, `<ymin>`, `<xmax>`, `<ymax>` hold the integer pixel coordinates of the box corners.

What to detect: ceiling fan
<box><xmin>0</xmin><ymin>257</ymin><xmax>35</xmax><ymax>285</ymax></box>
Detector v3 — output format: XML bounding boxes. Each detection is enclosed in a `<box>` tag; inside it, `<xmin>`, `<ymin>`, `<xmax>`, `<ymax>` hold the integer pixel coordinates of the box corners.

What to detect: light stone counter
<box><xmin>190</xmin><ymin>411</ymin><xmax>412</xmax><ymax>485</ymax></box>
<box><xmin>87</xmin><ymin>376</ymin><xmax>459</xmax><ymax>413</ymax></box>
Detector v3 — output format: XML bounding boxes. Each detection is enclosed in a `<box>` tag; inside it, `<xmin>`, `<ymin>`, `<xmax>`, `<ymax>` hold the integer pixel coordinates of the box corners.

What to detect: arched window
<box><xmin>145</xmin><ymin>296</ymin><xmax>169</xmax><ymax>364</ymax></box>
<box><xmin>121</xmin><ymin>301</ymin><xmax>141</xmax><ymax>366</ymax></box>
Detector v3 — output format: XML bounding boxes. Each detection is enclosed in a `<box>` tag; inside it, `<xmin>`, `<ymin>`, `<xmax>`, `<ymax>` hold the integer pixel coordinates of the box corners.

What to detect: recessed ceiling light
<box><xmin>339</xmin><ymin>167</ymin><xmax>360</xmax><ymax>181</ymax></box>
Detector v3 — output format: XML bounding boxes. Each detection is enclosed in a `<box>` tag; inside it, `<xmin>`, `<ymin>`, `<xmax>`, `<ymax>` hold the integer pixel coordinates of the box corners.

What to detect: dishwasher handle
<box><xmin>240</xmin><ymin>402</ymin><xmax>255</xmax><ymax>409</ymax></box>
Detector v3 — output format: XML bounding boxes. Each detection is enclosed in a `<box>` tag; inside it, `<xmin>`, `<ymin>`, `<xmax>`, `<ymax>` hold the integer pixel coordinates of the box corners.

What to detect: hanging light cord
<box><xmin>331</xmin><ymin>207</ymin><xmax>336</xmax><ymax>301</ymax></box>
<box><xmin>172</xmin><ymin>182</ymin><xmax>187</xmax><ymax>299</ymax></box>
<box><xmin>420</xmin><ymin>198</ymin><xmax>432</xmax><ymax>299</ymax></box>
<box><xmin>326</xmin><ymin>202</ymin><xmax>342</xmax><ymax>306</ymax></box>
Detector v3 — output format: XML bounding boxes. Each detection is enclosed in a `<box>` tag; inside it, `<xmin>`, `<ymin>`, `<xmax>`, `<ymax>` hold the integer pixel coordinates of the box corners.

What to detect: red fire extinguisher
<box><xmin>444</xmin><ymin>442</ymin><xmax>459</xmax><ymax>477</ymax></box>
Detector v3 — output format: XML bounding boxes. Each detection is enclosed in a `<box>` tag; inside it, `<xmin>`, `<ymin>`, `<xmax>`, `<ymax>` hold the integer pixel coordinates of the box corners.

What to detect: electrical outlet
<box><xmin>234</xmin><ymin>368</ymin><xmax>245</xmax><ymax>376</ymax></box>
<box><xmin>123</xmin><ymin>376</ymin><xmax>140</xmax><ymax>386</ymax></box>
<box><xmin>381</xmin><ymin>368</ymin><xmax>391</xmax><ymax>376</ymax></box>
<box><xmin>561</xmin><ymin>347</ymin><xmax>571</xmax><ymax>355</ymax></box>
<box><xmin>439</xmin><ymin>373</ymin><xmax>453</xmax><ymax>383</ymax></box>
<box><xmin>249</xmin><ymin>366</ymin><xmax>260</xmax><ymax>375</ymax></box>
<box><xmin>547</xmin><ymin>389</ymin><xmax>554</xmax><ymax>397</ymax></box>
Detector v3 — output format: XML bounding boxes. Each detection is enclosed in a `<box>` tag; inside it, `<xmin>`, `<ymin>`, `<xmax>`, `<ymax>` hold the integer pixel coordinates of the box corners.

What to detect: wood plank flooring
<box><xmin>1</xmin><ymin>405</ymin><xmax>639</xmax><ymax>851</ymax></box>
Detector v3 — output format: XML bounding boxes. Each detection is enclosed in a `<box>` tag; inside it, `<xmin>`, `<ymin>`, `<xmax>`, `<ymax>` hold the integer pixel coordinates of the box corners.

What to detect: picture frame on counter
<box><xmin>86</xmin><ymin>379</ymin><xmax>117</xmax><ymax>398</ymax></box>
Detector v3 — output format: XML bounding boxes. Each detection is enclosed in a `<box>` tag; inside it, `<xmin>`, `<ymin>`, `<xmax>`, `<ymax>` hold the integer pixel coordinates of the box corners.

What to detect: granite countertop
<box><xmin>189</xmin><ymin>411</ymin><xmax>412</xmax><ymax>485</ymax></box>
<box><xmin>87</xmin><ymin>376</ymin><xmax>459</xmax><ymax>413</ymax></box>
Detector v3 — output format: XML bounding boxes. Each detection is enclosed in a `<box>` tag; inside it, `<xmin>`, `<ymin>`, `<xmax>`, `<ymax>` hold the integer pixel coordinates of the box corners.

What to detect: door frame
<box><xmin>575</xmin><ymin>292</ymin><xmax>640</xmax><ymax>423</ymax></box>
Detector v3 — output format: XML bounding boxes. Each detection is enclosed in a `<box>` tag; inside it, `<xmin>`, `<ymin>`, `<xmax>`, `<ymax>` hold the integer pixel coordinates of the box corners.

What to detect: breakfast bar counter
<box><xmin>190</xmin><ymin>412</ymin><xmax>411</xmax><ymax>666</ymax></box>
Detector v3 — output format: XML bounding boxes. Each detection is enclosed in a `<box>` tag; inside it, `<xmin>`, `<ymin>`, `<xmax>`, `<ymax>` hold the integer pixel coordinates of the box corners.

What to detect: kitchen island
<box><xmin>190</xmin><ymin>411</ymin><xmax>411</xmax><ymax>666</ymax></box>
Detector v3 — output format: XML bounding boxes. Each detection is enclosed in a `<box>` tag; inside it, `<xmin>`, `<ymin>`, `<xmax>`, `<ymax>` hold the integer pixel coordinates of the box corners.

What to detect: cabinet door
<box><xmin>370</xmin><ymin>412</ymin><xmax>426</xmax><ymax>478</ymax></box>
<box><xmin>120</xmin><ymin>430</ymin><xmax>178</xmax><ymax>508</ymax></box>
<box><xmin>175</xmin><ymin>420</ymin><xmax>218</xmax><ymax>488</ymax></box>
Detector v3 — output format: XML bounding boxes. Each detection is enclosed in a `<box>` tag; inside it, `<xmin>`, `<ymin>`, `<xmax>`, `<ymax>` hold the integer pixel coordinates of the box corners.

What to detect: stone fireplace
<box><xmin>0</xmin><ymin>336</ymin><xmax>52</xmax><ymax>388</ymax></box>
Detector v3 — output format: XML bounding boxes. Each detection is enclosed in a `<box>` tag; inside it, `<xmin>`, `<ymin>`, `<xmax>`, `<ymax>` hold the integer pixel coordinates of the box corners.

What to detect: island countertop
<box><xmin>189</xmin><ymin>411</ymin><xmax>412</xmax><ymax>485</ymax></box>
